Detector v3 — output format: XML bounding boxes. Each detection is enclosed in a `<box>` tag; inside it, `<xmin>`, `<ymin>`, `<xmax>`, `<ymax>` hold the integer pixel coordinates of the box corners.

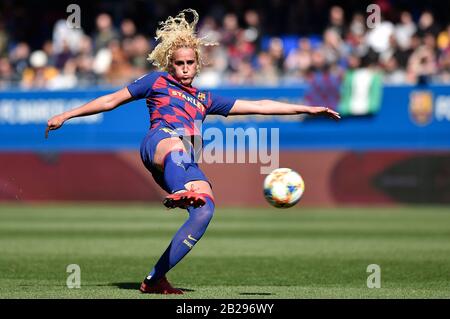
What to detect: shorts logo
<box><xmin>160</xmin><ymin>127</ymin><xmax>177</xmax><ymax>135</ymax></box>
<box><xmin>183</xmin><ymin>234</ymin><xmax>198</xmax><ymax>249</ymax></box>
<box><xmin>409</xmin><ymin>91</ymin><xmax>433</xmax><ymax>126</ymax></box>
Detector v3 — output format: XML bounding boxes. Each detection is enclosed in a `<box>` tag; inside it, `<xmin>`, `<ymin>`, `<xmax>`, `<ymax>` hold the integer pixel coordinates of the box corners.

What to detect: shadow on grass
<box><xmin>112</xmin><ymin>282</ymin><xmax>140</xmax><ymax>290</ymax></box>
<box><xmin>112</xmin><ymin>282</ymin><xmax>195</xmax><ymax>292</ymax></box>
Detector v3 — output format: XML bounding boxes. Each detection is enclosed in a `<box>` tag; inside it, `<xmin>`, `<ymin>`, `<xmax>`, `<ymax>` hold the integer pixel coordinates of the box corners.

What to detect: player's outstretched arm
<box><xmin>45</xmin><ymin>88</ymin><xmax>133</xmax><ymax>138</ymax></box>
<box><xmin>229</xmin><ymin>99</ymin><xmax>341</xmax><ymax>120</ymax></box>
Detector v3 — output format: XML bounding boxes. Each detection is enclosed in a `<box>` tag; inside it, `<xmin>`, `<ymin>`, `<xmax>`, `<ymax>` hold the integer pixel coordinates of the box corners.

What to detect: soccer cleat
<box><xmin>139</xmin><ymin>276</ymin><xmax>184</xmax><ymax>294</ymax></box>
<box><xmin>163</xmin><ymin>186</ymin><xmax>206</xmax><ymax>209</ymax></box>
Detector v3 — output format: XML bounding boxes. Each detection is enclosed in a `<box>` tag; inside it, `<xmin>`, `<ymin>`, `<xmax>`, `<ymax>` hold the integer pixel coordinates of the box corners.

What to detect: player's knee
<box><xmin>191</xmin><ymin>201</ymin><xmax>214</xmax><ymax>226</ymax></box>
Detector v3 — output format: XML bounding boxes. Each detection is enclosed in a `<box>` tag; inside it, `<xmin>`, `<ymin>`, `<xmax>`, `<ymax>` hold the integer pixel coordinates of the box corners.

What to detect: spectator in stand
<box><xmin>304</xmin><ymin>49</ymin><xmax>342</xmax><ymax>111</ymax></box>
<box><xmin>243</xmin><ymin>9</ymin><xmax>263</xmax><ymax>53</ymax></box>
<box><xmin>120</xmin><ymin>19</ymin><xmax>138</xmax><ymax>65</ymax></box>
<box><xmin>423</xmin><ymin>32</ymin><xmax>439</xmax><ymax>58</ymax></box>
<box><xmin>42</xmin><ymin>40</ymin><xmax>56</xmax><ymax>68</ymax></box>
<box><xmin>366</xmin><ymin>13</ymin><xmax>395</xmax><ymax>54</ymax></box>
<box><xmin>52</xmin><ymin>19</ymin><xmax>84</xmax><ymax>56</ymax></box>
<box><xmin>379</xmin><ymin>34</ymin><xmax>400</xmax><ymax>65</ymax></box>
<box><xmin>267</xmin><ymin>37</ymin><xmax>285</xmax><ymax>73</ymax></box>
<box><xmin>254</xmin><ymin>51</ymin><xmax>279</xmax><ymax>86</ymax></box>
<box><xmin>93</xmin><ymin>13</ymin><xmax>120</xmax><ymax>53</ymax></box>
<box><xmin>129</xmin><ymin>35</ymin><xmax>153</xmax><ymax>73</ymax></box>
<box><xmin>327</xmin><ymin>6</ymin><xmax>347</xmax><ymax>39</ymax></box>
<box><xmin>120</xmin><ymin>19</ymin><xmax>137</xmax><ymax>42</ymax></box>
<box><xmin>322</xmin><ymin>27</ymin><xmax>349</xmax><ymax>66</ymax></box>
<box><xmin>48</xmin><ymin>58</ymin><xmax>78</xmax><ymax>89</ymax></box>
<box><xmin>227</xmin><ymin>28</ymin><xmax>255</xmax><ymax>73</ymax></box>
<box><xmin>220</xmin><ymin>13</ymin><xmax>240</xmax><ymax>48</ymax></box>
<box><xmin>198</xmin><ymin>16</ymin><xmax>221</xmax><ymax>44</ymax></box>
<box><xmin>437</xmin><ymin>24</ymin><xmax>450</xmax><ymax>51</ymax></box>
<box><xmin>437</xmin><ymin>24</ymin><xmax>450</xmax><ymax>83</ymax></box>
<box><xmin>194</xmin><ymin>43</ymin><xmax>228</xmax><ymax>88</ymax></box>
<box><xmin>74</xmin><ymin>35</ymin><xmax>98</xmax><ymax>87</ymax></box>
<box><xmin>284</xmin><ymin>37</ymin><xmax>313</xmax><ymax>82</ymax></box>
<box><xmin>54</xmin><ymin>41</ymin><xmax>74</xmax><ymax>70</ymax></box>
<box><xmin>21</xmin><ymin>50</ymin><xmax>58</xmax><ymax>89</ymax></box>
<box><xmin>346</xmin><ymin>13</ymin><xmax>369</xmax><ymax>58</ymax></box>
<box><xmin>103</xmin><ymin>39</ymin><xmax>133</xmax><ymax>86</ymax></box>
<box><xmin>437</xmin><ymin>48</ymin><xmax>450</xmax><ymax>83</ymax></box>
<box><xmin>395</xmin><ymin>11</ymin><xmax>417</xmax><ymax>50</ymax></box>
<box><xmin>416</xmin><ymin>11</ymin><xmax>440</xmax><ymax>38</ymax></box>
<box><xmin>0</xmin><ymin>17</ymin><xmax>9</xmax><ymax>57</ymax></box>
<box><xmin>407</xmin><ymin>39</ymin><xmax>438</xmax><ymax>85</ymax></box>
<box><xmin>10</xmin><ymin>42</ymin><xmax>30</xmax><ymax>79</ymax></box>
<box><xmin>226</xmin><ymin>59</ymin><xmax>255</xmax><ymax>86</ymax></box>
<box><xmin>392</xmin><ymin>33</ymin><xmax>415</xmax><ymax>70</ymax></box>
<box><xmin>383</xmin><ymin>55</ymin><xmax>407</xmax><ymax>84</ymax></box>
<box><xmin>0</xmin><ymin>57</ymin><xmax>15</xmax><ymax>88</ymax></box>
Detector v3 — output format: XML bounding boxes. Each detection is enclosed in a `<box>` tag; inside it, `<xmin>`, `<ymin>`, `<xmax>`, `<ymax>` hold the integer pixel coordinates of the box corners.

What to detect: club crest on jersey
<box><xmin>197</xmin><ymin>92</ymin><xmax>206</xmax><ymax>101</ymax></box>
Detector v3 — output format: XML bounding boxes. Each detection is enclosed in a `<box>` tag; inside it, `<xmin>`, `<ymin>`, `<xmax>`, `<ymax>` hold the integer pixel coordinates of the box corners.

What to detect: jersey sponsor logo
<box><xmin>169</xmin><ymin>88</ymin><xmax>205</xmax><ymax>113</ymax></box>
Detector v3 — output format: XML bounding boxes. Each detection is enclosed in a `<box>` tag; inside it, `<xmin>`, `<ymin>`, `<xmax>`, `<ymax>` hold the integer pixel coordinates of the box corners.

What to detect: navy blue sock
<box><xmin>163</xmin><ymin>149</ymin><xmax>193</xmax><ymax>193</ymax></box>
<box><xmin>145</xmin><ymin>196</ymin><xmax>215</xmax><ymax>283</ymax></box>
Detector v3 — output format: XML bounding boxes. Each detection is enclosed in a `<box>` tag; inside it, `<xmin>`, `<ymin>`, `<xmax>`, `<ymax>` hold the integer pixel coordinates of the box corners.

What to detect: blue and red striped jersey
<box><xmin>127</xmin><ymin>71</ymin><xmax>236</xmax><ymax>136</ymax></box>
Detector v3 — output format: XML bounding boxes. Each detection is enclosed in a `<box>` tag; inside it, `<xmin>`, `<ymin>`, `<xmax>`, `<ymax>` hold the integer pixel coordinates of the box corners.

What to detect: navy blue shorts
<box><xmin>140</xmin><ymin>127</ymin><xmax>209</xmax><ymax>193</ymax></box>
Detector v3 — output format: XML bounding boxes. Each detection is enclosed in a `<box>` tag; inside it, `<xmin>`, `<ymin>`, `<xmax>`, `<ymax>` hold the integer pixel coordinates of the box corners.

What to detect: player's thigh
<box><xmin>153</xmin><ymin>137</ymin><xmax>187</xmax><ymax>169</ymax></box>
<box><xmin>185</xmin><ymin>180</ymin><xmax>214</xmax><ymax>199</ymax></box>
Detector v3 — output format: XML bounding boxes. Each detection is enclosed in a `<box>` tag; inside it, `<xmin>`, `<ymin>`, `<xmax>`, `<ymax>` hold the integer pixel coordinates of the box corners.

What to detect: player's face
<box><xmin>170</xmin><ymin>47</ymin><xmax>198</xmax><ymax>86</ymax></box>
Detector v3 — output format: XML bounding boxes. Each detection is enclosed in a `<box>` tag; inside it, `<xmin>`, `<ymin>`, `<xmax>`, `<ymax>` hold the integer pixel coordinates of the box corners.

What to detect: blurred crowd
<box><xmin>0</xmin><ymin>4</ymin><xmax>450</xmax><ymax>89</ymax></box>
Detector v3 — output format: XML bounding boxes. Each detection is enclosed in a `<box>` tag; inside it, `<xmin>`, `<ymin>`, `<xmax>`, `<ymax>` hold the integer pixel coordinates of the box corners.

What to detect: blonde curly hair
<box><xmin>147</xmin><ymin>9</ymin><xmax>217</xmax><ymax>74</ymax></box>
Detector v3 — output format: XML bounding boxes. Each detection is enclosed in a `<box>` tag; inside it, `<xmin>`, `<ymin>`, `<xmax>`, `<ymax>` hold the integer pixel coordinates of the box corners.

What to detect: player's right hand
<box><xmin>45</xmin><ymin>114</ymin><xmax>66</xmax><ymax>139</ymax></box>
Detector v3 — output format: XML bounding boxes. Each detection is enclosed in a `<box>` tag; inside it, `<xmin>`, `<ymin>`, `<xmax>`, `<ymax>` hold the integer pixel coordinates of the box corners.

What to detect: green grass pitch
<box><xmin>0</xmin><ymin>203</ymin><xmax>449</xmax><ymax>299</ymax></box>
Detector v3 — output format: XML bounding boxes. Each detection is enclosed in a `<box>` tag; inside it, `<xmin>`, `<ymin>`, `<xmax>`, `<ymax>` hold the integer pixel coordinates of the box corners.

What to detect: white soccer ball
<box><xmin>263</xmin><ymin>168</ymin><xmax>305</xmax><ymax>208</ymax></box>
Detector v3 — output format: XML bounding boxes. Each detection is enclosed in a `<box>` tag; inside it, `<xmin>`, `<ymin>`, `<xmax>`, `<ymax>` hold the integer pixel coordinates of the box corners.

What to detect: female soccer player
<box><xmin>46</xmin><ymin>9</ymin><xmax>340</xmax><ymax>294</ymax></box>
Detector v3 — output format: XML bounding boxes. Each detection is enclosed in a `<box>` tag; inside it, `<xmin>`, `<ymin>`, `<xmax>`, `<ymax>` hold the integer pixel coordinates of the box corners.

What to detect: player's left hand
<box><xmin>45</xmin><ymin>114</ymin><xmax>66</xmax><ymax>138</ymax></box>
<box><xmin>309</xmin><ymin>106</ymin><xmax>341</xmax><ymax>120</ymax></box>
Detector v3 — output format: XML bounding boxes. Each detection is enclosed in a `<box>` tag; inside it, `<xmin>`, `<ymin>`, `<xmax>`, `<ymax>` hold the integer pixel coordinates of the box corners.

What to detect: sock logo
<box><xmin>183</xmin><ymin>239</ymin><xmax>193</xmax><ymax>249</ymax></box>
<box><xmin>187</xmin><ymin>234</ymin><xmax>198</xmax><ymax>242</ymax></box>
<box><xmin>183</xmin><ymin>234</ymin><xmax>198</xmax><ymax>249</ymax></box>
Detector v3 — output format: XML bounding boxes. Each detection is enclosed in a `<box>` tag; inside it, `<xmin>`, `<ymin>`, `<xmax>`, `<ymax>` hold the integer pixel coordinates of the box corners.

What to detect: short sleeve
<box><xmin>207</xmin><ymin>93</ymin><xmax>237</xmax><ymax>117</ymax></box>
<box><xmin>126</xmin><ymin>72</ymin><xmax>161</xmax><ymax>99</ymax></box>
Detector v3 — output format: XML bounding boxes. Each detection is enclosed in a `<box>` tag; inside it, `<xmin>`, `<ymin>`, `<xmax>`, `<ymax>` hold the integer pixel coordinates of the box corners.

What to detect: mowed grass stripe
<box><xmin>0</xmin><ymin>204</ymin><xmax>449</xmax><ymax>298</ymax></box>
